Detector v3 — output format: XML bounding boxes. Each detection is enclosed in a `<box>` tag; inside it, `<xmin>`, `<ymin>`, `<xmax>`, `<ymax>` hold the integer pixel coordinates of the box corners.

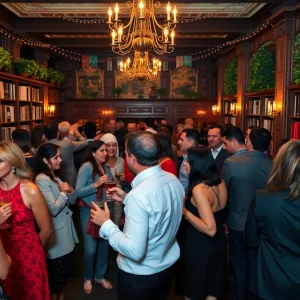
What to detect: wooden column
<box><xmin>274</xmin><ymin>16</ymin><xmax>296</xmax><ymax>140</ymax></box>
<box><xmin>236</xmin><ymin>43</ymin><xmax>250</xmax><ymax>129</ymax></box>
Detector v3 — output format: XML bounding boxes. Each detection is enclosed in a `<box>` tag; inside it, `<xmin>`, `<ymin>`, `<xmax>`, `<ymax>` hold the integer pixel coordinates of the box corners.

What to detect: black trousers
<box><xmin>118</xmin><ymin>266</ymin><xmax>173</xmax><ymax>300</ymax></box>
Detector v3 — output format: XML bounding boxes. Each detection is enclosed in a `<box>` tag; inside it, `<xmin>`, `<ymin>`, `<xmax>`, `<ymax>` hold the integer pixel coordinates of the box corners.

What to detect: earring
<box><xmin>12</xmin><ymin>168</ymin><xmax>15</xmax><ymax>174</ymax></box>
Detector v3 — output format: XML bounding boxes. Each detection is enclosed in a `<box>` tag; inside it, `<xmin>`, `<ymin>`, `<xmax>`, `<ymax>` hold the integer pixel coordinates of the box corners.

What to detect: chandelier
<box><xmin>107</xmin><ymin>1</ymin><xmax>178</xmax><ymax>55</ymax></box>
<box><xmin>119</xmin><ymin>51</ymin><xmax>161</xmax><ymax>81</ymax></box>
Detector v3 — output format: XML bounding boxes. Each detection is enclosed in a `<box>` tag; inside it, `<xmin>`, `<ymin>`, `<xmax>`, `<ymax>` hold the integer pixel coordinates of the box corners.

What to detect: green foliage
<box><xmin>156</xmin><ymin>88</ymin><xmax>167</xmax><ymax>98</ymax></box>
<box><xmin>81</xmin><ymin>90</ymin><xmax>99</xmax><ymax>99</ymax></box>
<box><xmin>224</xmin><ymin>59</ymin><xmax>237</xmax><ymax>95</ymax></box>
<box><xmin>248</xmin><ymin>46</ymin><xmax>275</xmax><ymax>92</ymax></box>
<box><xmin>293</xmin><ymin>33</ymin><xmax>300</xmax><ymax>85</ymax></box>
<box><xmin>14</xmin><ymin>58</ymin><xmax>39</xmax><ymax>76</ymax></box>
<box><xmin>36</xmin><ymin>65</ymin><xmax>48</xmax><ymax>81</ymax></box>
<box><xmin>183</xmin><ymin>89</ymin><xmax>198</xmax><ymax>99</ymax></box>
<box><xmin>0</xmin><ymin>47</ymin><xmax>12</xmax><ymax>70</ymax></box>
<box><xmin>113</xmin><ymin>86</ymin><xmax>123</xmax><ymax>98</ymax></box>
<box><xmin>48</xmin><ymin>68</ymin><xmax>64</xmax><ymax>84</ymax></box>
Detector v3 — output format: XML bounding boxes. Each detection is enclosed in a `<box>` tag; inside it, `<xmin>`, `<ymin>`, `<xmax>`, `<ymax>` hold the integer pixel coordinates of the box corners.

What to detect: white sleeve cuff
<box><xmin>99</xmin><ymin>219</ymin><xmax>118</xmax><ymax>239</ymax></box>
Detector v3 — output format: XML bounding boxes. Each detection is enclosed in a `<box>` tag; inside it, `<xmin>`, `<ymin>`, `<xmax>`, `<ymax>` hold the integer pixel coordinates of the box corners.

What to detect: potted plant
<box><xmin>157</xmin><ymin>87</ymin><xmax>167</xmax><ymax>98</ymax></box>
<box><xmin>113</xmin><ymin>86</ymin><xmax>123</xmax><ymax>98</ymax></box>
<box><xmin>56</xmin><ymin>72</ymin><xmax>65</xmax><ymax>86</ymax></box>
<box><xmin>36</xmin><ymin>65</ymin><xmax>48</xmax><ymax>82</ymax></box>
<box><xmin>0</xmin><ymin>47</ymin><xmax>12</xmax><ymax>71</ymax></box>
<box><xmin>48</xmin><ymin>68</ymin><xmax>60</xmax><ymax>84</ymax></box>
<box><xmin>14</xmin><ymin>58</ymin><xmax>35</xmax><ymax>77</ymax></box>
<box><xmin>293</xmin><ymin>33</ymin><xmax>300</xmax><ymax>85</ymax></box>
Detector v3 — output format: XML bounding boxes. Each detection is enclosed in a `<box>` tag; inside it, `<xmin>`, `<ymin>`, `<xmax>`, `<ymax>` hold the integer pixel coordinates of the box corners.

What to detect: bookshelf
<box><xmin>222</xmin><ymin>95</ymin><xmax>237</xmax><ymax>126</ymax></box>
<box><xmin>244</xmin><ymin>89</ymin><xmax>275</xmax><ymax>135</ymax></box>
<box><xmin>288</xmin><ymin>85</ymin><xmax>300</xmax><ymax>139</ymax></box>
<box><xmin>0</xmin><ymin>71</ymin><xmax>62</xmax><ymax>141</ymax></box>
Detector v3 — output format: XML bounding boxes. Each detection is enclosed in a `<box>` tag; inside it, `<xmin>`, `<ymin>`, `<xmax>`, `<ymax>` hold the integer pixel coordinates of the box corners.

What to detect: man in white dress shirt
<box><xmin>90</xmin><ymin>131</ymin><xmax>185</xmax><ymax>300</ymax></box>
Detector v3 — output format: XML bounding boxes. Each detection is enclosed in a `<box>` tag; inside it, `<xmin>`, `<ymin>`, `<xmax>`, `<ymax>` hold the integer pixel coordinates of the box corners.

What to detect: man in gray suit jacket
<box><xmin>222</xmin><ymin>127</ymin><xmax>273</xmax><ymax>300</ymax></box>
<box><xmin>45</xmin><ymin>122</ymin><xmax>88</xmax><ymax>187</ymax></box>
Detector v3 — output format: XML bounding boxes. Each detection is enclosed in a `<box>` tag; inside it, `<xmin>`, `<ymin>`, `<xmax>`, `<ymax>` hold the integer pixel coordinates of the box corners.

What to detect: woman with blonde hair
<box><xmin>0</xmin><ymin>141</ymin><xmax>52</xmax><ymax>300</ymax></box>
<box><xmin>245</xmin><ymin>140</ymin><xmax>300</xmax><ymax>300</ymax></box>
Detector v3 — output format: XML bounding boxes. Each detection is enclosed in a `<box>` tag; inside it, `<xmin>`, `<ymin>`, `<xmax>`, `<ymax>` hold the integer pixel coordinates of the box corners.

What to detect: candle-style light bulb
<box><xmin>108</xmin><ymin>7</ymin><xmax>113</xmax><ymax>23</ymax></box>
<box><xmin>139</xmin><ymin>1</ymin><xmax>144</xmax><ymax>18</ymax></box>
<box><xmin>114</xmin><ymin>3</ymin><xmax>119</xmax><ymax>21</ymax></box>
<box><xmin>164</xmin><ymin>28</ymin><xmax>169</xmax><ymax>42</ymax></box>
<box><xmin>158</xmin><ymin>61</ymin><xmax>162</xmax><ymax>71</ymax></box>
<box><xmin>120</xmin><ymin>61</ymin><xmax>123</xmax><ymax>72</ymax></box>
<box><xmin>127</xmin><ymin>57</ymin><xmax>131</xmax><ymax>67</ymax></box>
<box><xmin>173</xmin><ymin>6</ymin><xmax>177</xmax><ymax>23</ymax></box>
<box><xmin>166</xmin><ymin>2</ymin><xmax>171</xmax><ymax>21</ymax></box>
<box><xmin>170</xmin><ymin>30</ymin><xmax>175</xmax><ymax>44</ymax></box>
<box><xmin>111</xmin><ymin>30</ymin><xmax>116</xmax><ymax>45</ymax></box>
<box><xmin>118</xmin><ymin>26</ymin><xmax>123</xmax><ymax>42</ymax></box>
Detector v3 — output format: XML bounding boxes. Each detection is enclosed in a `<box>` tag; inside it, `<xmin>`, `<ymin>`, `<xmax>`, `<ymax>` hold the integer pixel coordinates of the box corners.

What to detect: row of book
<box><xmin>224</xmin><ymin>116</ymin><xmax>236</xmax><ymax>126</ymax></box>
<box><xmin>19</xmin><ymin>86</ymin><xmax>41</xmax><ymax>101</ymax></box>
<box><xmin>32</xmin><ymin>106</ymin><xmax>42</xmax><ymax>120</ymax></box>
<box><xmin>1</xmin><ymin>105</ymin><xmax>43</xmax><ymax>123</ymax></box>
<box><xmin>0</xmin><ymin>82</ymin><xmax>16</xmax><ymax>100</ymax></box>
<box><xmin>293</xmin><ymin>95</ymin><xmax>300</xmax><ymax>116</ymax></box>
<box><xmin>290</xmin><ymin>122</ymin><xmax>300</xmax><ymax>139</ymax></box>
<box><xmin>2</xmin><ymin>105</ymin><xmax>15</xmax><ymax>123</ymax></box>
<box><xmin>1</xmin><ymin>126</ymin><xmax>16</xmax><ymax>141</ymax></box>
<box><xmin>20</xmin><ymin>106</ymin><xmax>30</xmax><ymax>121</ymax></box>
<box><xmin>245</xmin><ymin>98</ymin><xmax>275</xmax><ymax>116</ymax></box>
<box><xmin>247</xmin><ymin>117</ymin><xmax>260</xmax><ymax>127</ymax></box>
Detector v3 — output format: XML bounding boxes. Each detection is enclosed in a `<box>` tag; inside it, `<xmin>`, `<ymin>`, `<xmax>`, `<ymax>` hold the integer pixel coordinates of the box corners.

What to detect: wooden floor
<box><xmin>64</xmin><ymin>212</ymin><xmax>231</xmax><ymax>300</ymax></box>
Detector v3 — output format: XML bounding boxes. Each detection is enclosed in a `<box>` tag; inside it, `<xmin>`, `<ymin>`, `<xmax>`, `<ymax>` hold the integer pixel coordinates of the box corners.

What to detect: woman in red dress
<box><xmin>0</xmin><ymin>141</ymin><xmax>52</xmax><ymax>300</ymax></box>
<box><xmin>157</xmin><ymin>132</ymin><xmax>178</xmax><ymax>177</ymax></box>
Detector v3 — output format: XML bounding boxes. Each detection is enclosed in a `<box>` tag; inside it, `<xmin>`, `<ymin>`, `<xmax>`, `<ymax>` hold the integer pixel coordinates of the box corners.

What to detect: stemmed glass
<box><xmin>0</xmin><ymin>196</ymin><xmax>11</xmax><ymax>229</ymax></box>
<box><xmin>104</xmin><ymin>177</ymin><xmax>117</xmax><ymax>202</ymax></box>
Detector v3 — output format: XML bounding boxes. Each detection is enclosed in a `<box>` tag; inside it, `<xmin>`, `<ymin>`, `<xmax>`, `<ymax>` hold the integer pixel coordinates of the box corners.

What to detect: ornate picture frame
<box><xmin>170</xmin><ymin>66</ymin><xmax>198</xmax><ymax>98</ymax></box>
<box><xmin>76</xmin><ymin>66</ymin><xmax>104</xmax><ymax>98</ymax></box>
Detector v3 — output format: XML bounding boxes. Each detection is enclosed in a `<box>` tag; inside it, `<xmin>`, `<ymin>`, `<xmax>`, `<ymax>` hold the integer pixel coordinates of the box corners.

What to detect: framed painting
<box><xmin>115</xmin><ymin>71</ymin><xmax>161</xmax><ymax>98</ymax></box>
<box><xmin>76</xmin><ymin>66</ymin><xmax>104</xmax><ymax>98</ymax></box>
<box><xmin>170</xmin><ymin>66</ymin><xmax>198</xmax><ymax>99</ymax></box>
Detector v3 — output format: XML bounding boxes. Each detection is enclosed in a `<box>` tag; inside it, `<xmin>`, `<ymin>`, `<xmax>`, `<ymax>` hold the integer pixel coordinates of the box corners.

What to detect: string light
<box><xmin>0</xmin><ymin>19</ymin><xmax>271</xmax><ymax>62</ymax></box>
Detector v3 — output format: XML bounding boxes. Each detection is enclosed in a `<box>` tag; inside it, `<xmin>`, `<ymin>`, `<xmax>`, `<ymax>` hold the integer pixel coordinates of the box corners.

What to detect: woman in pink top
<box><xmin>157</xmin><ymin>132</ymin><xmax>178</xmax><ymax>177</ymax></box>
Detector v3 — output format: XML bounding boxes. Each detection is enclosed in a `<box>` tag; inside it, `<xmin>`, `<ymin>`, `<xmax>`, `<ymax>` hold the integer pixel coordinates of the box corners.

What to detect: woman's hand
<box><xmin>94</xmin><ymin>174</ymin><xmax>109</xmax><ymax>189</ymax></box>
<box><xmin>120</xmin><ymin>174</ymin><xmax>126</xmax><ymax>182</ymax></box>
<box><xmin>107</xmin><ymin>187</ymin><xmax>126</xmax><ymax>202</ymax></box>
<box><xmin>0</xmin><ymin>203</ymin><xmax>12</xmax><ymax>226</ymax></box>
<box><xmin>58</xmin><ymin>182</ymin><xmax>74</xmax><ymax>194</ymax></box>
<box><xmin>182</xmin><ymin>206</ymin><xmax>188</xmax><ymax>217</ymax></box>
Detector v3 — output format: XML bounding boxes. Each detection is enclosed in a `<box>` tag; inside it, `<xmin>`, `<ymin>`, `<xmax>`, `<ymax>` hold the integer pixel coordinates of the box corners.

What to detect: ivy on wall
<box><xmin>248</xmin><ymin>46</ymin><xmax>275</xmax><ymax>92</ymax></box>
<box><xmin>293</xmin><ymin>33</ymin><xmax>300</xmax><ymax>85</ymax></box>
<box><xmin>224</xmin><ymin>59</ymin><xmax>238</xmax><ymax>95</ymax></box>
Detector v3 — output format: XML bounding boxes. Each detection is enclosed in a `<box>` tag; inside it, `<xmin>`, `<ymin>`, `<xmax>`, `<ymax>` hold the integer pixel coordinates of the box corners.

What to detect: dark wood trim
<box><xmin>245</xmin><ymin>89</ymin><xmax>275</xmax><ymax>97</ymax></box>
<box><xmin>222</xmin><ymin>94</ymin><xmax>237</xmax><ymax>100</ymax></box>
<box><xmin>287</xmin><ymin>84</ymin><xmax>300</xmax><ymax>92</ymax></box>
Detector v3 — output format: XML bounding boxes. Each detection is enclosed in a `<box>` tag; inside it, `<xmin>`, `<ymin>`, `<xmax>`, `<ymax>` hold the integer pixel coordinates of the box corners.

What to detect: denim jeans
<box><xmin>80</xmin><ymin>207</ymin><xmax>109</xmax><ymax>280</ymax></box>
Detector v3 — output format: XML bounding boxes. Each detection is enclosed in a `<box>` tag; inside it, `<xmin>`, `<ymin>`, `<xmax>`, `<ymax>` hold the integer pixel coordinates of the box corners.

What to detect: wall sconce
<box><xmin>212</xmin><ymin>105</ymin><xmax>219</xmax><ymax>115</ymax></box>
<box><xmin>102</xmin><ymin>110</ymin><xmax>112</xmax><ymax>117</ymax></box>
<box><xmin>268</xmin><ymin>101</ymin><xmax>281</xmax><ymax>118</ymax></box>
<box><xmin>197</xmin><ymin>110</ymin><xmax>205</xmax><ymax>117</ymax></box>
<box><xmin>230</xmin><ymin>102</ymin><xmax>237</xmax><ymax>116</ymax></box>
<box><xmin>45</xmin><ymin>105</ymin><xmax>55</xmax><ymax>117</ymax></box>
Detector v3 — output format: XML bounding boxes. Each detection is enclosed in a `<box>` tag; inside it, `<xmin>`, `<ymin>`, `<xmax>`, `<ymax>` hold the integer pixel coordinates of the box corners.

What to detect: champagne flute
<box><xmin>0</xmin><ymin>196</ymin><xmax>11</xmax><ymax>230</ymax></box>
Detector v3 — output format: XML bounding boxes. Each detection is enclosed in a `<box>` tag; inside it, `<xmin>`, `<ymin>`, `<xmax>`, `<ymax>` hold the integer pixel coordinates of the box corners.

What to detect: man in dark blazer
<box><xmin>222</xmin><ymin>127</ymin><xmax>273</xmax><ymax>300</ymax></box>
<box><xmin>208</xmin><ymin>124</ymin><xmax>230</xmax><ymax>176</ymax></box>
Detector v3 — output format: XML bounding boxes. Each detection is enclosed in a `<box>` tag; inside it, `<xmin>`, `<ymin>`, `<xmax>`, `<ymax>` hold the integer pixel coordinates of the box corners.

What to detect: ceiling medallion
<box><xmin>107</xmin><ymin>1</ymin><xmax>178</xmax><ymax>55</ymax></box>
<box><xmin>119</xmin><ymin>51</ymin><xmax>161</xmax><ymax>81</ymax></box>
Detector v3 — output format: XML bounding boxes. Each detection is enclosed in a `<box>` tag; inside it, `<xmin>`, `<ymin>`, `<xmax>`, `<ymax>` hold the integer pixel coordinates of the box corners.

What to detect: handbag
<box><xmin>78</xmin><ymin>186</ymin><xmax>104</xmax><ymax>239</ymax></box>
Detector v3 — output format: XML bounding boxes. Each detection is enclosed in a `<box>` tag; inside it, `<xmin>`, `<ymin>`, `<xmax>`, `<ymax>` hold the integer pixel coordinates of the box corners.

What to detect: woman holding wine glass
<box><xmin>100</xmin><ymin>133</ymin><xmax>127</xmax><ymax>224</ymax></box>
<box><xmin>76</xmin><ymin>140</ymin><xmax>114</xmax><ymax>294</ymax></box>
<box><xmin>0</xmin><ymin>141</ymin><xmax>52</xmax><ymax>300</ymax></box>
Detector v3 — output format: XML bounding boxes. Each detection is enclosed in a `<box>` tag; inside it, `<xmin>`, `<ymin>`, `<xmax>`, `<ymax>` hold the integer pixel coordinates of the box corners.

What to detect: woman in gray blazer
<box><xmin>34</xmin><ymin>143</ymin><xmax>78</xmax><ymax>300</ymax></box>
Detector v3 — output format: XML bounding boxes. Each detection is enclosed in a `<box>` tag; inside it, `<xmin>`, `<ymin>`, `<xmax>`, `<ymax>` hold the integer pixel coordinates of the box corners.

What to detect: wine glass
<box><xmin>104</xmin><ymin>178</ymin><xmax>117</xmax><ymax>202</ymax></box>
<box><xmin>115</xmin><ymin>164</ymin><xmax>124</xmax><ymax>182</ymax></box>
<box><xmin>0</xmin><ymin>196</ymin><xmax>12</xmax><ymax>230</ymax></box>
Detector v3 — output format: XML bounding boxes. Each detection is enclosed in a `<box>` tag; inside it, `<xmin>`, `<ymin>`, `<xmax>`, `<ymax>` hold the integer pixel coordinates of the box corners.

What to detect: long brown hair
<box><xmin>267</xmin><ymin>140</ymin><xmax>300</xmax><ymax>200</ymax></box>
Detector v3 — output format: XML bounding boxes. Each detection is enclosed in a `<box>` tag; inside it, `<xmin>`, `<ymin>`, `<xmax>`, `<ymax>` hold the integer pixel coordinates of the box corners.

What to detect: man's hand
<box><xmin>107</xmin><ymin>187</ymin><xmax>127</xmax><ymax>202</ymax></box>
<box><xmin>70</xmin><ymin>123</ymin><xmax>79</xmax><ymax>135</ymax></box>
<box><xmin>90</xmin><ymin>201</ymin><xmax>110</xmax><ymax>226</ymax></box>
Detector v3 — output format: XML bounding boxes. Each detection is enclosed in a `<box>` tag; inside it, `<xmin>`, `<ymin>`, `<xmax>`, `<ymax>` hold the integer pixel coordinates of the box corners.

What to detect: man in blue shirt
<box><xmin>90</xmin><ymin>131</ymin><xmax>185</xmax><ymax>300</ymax></box>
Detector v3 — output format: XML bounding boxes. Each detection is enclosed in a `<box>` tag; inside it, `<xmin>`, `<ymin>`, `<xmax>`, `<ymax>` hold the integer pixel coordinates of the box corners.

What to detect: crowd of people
<box><xmin>0</xmin><ymin>116</ymin><xmax>299</xmax><ymax>300</ymax></box>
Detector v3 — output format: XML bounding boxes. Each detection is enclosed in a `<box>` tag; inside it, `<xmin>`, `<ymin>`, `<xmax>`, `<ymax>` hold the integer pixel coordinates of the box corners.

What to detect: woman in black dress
<box><xmin>182</xmin><ymin>147</ymin><xmax>228</xmax><ymax>300</ymax></box>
